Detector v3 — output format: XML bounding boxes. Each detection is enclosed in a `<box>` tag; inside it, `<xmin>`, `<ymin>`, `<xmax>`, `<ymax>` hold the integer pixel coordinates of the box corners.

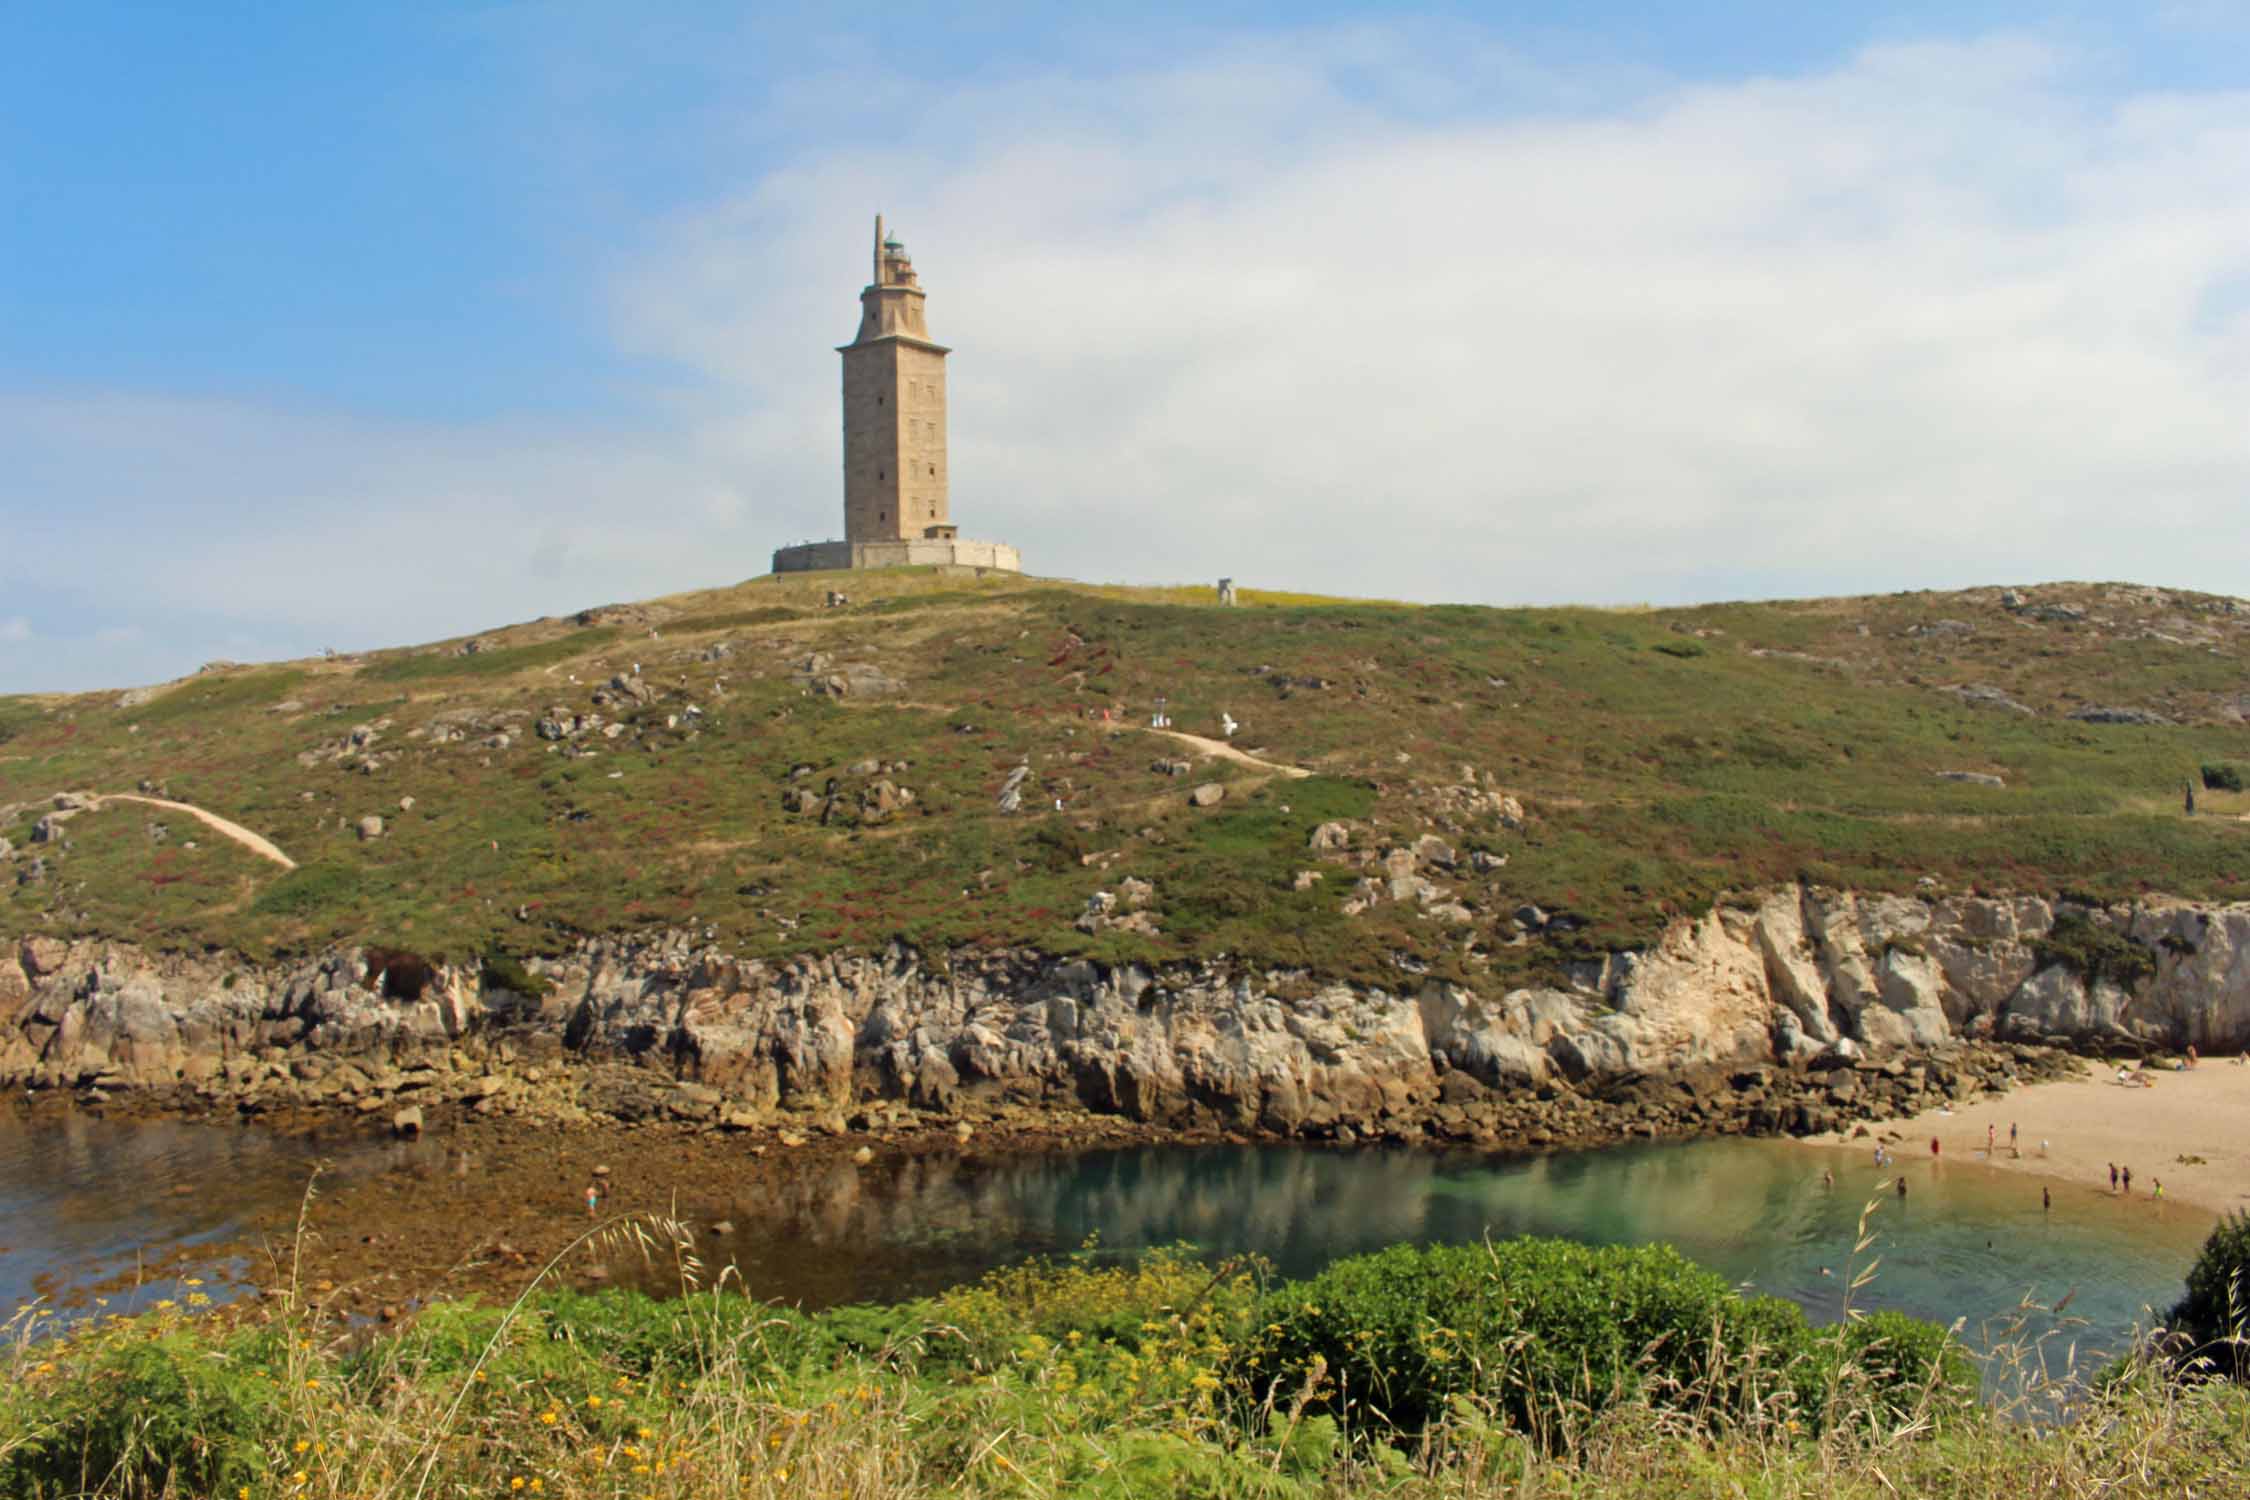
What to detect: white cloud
<box><xmin>621</xmin><ymin>30</ymin><xmax>2250</xmax><ymax>603</ymax></box>
<box><xmin>0</xmin><ymin>618</ymin><xmax>31</xmax><ymax>643</ymax></box>
<box><xmin>6</xmin><ymin>26</ymin><xmax>2249</xmax><ymax>691</ymax></box>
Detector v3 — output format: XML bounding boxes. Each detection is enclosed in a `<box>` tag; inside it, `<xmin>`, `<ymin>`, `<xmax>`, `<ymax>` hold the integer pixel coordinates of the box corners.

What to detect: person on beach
<box><xmin>2010</xmin><ymin>1122</ymin><xmax>2019</xmax><ymax>1154</ymax></box>
<box><xmin>1987</xmin><ymin>1123</ymin><xmax>1996</xmax><ymax>1154</ymax></box>
<box><xmin>1897</xmin><ymin>1177</ymin><xmax>1908</xmax><ymax>1200</ymax></box>
<box><xmin>1822</xmin><ymin>1168</ymin><xmax>1834</xmax><ymax>1189</ymax></box>
<box><xmin>2121</xmin><ymin>1166</ymin><xmax>2133</xmax><ymax>1195</ymax></box>
<box><xmin>584</xmin><ymin>1179</ymin><xmax>602</xmax><ymax>1217</ymax></box>
<box><xmin>2153</xmin><ymin>1179</ymin><xmax>2164</xmax><ymax>1201</ymax></box>
<box><xmin>1932</xmin><ymin>1136</ymin><xmax>1941</xmax><ymax>1159</ymax></box>
<box><xmin>2109</xmin><ymin>1162</ymin><xmax>2118</xmax><ymax>1192</ymax></box>
<box><xmin>2043</xmin><ymin>1186</ymin><xmax>2051</xmax><ymax>1213</ymax></box>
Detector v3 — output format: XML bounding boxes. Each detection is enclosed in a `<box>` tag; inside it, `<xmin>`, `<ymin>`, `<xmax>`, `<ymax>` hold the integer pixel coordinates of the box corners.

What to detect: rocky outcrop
<box><xmin>3</xmin><ymin>888</ymin><xmax>2245</xmax><ymax>1139</ymax></box>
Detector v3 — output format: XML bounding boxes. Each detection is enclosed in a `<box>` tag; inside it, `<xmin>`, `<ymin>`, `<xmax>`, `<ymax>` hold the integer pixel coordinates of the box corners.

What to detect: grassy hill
<box><xmin>2</xmin><ymin>572</ymin><xmax>2245</xmax><ymax>992</ymax></box>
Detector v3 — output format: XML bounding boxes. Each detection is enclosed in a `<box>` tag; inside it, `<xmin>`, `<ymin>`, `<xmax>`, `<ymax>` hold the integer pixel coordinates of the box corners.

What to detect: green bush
<box><xmin>3</xmin><ymin>1321</ymin><xmax>287</xmax><ymax>1498</ymax></box>
<box><xmin>1817</xmin><ymin>1310</ymin><xmax>1978</xmax><ymax>1422</ymax></box>
<box><xmin>478</xmin><ymin>947</ymin><xmax>553</xmax><ymax>1000</ymax></box>
<box><xmin>2168</xmin><ymin>1210</ymin><xmax>2250</xmax><ymax>1376</ymax></box>
<box><xmin>2030</xmin><ymin>910</ymin><xmax>2157</xmax><ymax>990</ymax></box>
<box><xmin>2201</xmin><ymin>763</ymin><xmax>2245</xmax><ymax>793</ymax></box>
<box><xmin>1245</xmin><ymin>1239</ymin><xmax>1828</xmax><ymax>1436</ymax></box>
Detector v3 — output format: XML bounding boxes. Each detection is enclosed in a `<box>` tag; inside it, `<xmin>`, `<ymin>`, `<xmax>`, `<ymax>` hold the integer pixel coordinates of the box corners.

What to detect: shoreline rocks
<box><xmin>2</xmin><ymin>888</ymin><xmax>2243</xmax><ymax>1149</ymax></box>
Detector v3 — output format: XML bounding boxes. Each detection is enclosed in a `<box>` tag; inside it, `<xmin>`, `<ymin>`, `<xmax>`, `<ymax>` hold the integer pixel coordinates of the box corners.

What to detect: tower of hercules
<box><xmin>771</xmin><ymin>217</ymin><xmax>1021</xmax><ymax>576</ymax></box>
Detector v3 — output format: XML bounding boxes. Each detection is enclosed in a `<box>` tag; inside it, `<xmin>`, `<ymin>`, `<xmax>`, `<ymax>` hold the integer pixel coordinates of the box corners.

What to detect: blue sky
<box><xmin>5</xmin><ymin>2</ymin><xmax>2249</xmax><ymax>691</ymax></box>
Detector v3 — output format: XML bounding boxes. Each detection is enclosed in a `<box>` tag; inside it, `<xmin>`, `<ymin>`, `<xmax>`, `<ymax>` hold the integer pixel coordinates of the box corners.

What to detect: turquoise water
<box><xmin>682</xmin><ymin>1136</ymin><xmax>2209</xmax><ymax>1376</ymax></box>
<box><xmin>0</xmin><ymin>1116</ymin><xmax>2208</xmax><ymax>1378</ymax></box>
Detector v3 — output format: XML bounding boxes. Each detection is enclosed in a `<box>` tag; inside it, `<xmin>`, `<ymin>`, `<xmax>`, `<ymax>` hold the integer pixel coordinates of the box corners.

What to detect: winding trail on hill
<box><xmin>1146</xmin><ymin>728</ymin><xmax>1312</xmax><ymax>780</ymax></box>
<box><xmin>81</xmin><ymin>793</ymin><xmax>298</xmax><ymax>870</ymax></box>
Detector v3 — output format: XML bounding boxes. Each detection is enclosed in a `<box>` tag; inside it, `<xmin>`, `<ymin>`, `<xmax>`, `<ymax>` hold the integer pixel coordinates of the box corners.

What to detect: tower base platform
<box><xmin>772</xmin><ymin>538</ymin><xmax>1022</xmax><ymax>575</ymax></box>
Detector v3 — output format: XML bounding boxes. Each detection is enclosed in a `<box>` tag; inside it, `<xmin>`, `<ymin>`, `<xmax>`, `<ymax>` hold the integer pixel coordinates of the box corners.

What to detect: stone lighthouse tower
<box><xmin>772</xmin><ymin>217</ymin><xmax>1021</xmax><ymax>576</ymax></box>
<box><xmin>843</xmin><ymin>216</ymin><xmax>949</xmax><ymax>541</ymax></box>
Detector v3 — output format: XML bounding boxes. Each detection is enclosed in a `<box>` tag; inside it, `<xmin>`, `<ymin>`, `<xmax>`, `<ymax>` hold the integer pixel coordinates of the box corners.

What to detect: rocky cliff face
<box><xmin>3</xmin><ymin>888</ymin><xmax>2245</xmax><ymax>1136</ymax></box>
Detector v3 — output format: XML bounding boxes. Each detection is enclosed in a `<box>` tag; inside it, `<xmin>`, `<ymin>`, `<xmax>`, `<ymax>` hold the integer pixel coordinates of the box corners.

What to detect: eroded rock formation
<box><xmin>3</xmin><ymin>888</ymin><xmax>2245</xmax><ymax>1138</ymax></box>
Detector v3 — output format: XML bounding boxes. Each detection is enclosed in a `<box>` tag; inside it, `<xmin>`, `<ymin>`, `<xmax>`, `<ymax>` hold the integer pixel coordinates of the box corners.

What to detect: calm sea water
<box><xmin>0</xmin><ymin>1114</ymin><xmax>2209</xmax><ymax>1376</ymax></box>
<box><xmin>0</xmin><ymin>1112</ymin><xmax>437</xmax><ymax>1319</ymax></box>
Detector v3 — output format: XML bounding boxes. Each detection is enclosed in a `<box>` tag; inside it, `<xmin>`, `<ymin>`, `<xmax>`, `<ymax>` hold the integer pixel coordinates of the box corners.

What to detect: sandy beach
<box><xmin>1810</xmin><ymin>1058</ymin><xmax>2250</xmax><ymax>1218</ymax></box>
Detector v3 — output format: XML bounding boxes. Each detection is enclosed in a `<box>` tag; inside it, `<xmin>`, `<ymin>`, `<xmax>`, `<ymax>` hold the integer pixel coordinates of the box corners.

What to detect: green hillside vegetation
<box><xmin>2</xmin><ymin>573</ymin><xmax>2245</xmax><ymax>988</ymax></box>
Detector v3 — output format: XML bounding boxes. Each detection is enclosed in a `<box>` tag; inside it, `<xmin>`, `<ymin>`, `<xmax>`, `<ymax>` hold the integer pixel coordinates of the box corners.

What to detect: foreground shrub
<box><xmin>2168</xmin><ymin>1209</ymin><xmax>2250</xmax><ymax>1376</ymax></box>
<box><xmin>1246</xmin><ymin>1239</ymin><xmax>1851</xmax><ymax>1436</ymax></box>
<box><xmin>1816</xmin><ymin>1309</ymin><xmax>1978</xmax><ymax>1423</ymax></box>
<box><xmin>2200</xmin><ymin>762</ymin><xmax>2245</xmax><ymax>793</ymax></box>
<box><xmin>1</xmin><ymin>1315</ymin><xmax>286</xmax><ymax>1499</ymax></box>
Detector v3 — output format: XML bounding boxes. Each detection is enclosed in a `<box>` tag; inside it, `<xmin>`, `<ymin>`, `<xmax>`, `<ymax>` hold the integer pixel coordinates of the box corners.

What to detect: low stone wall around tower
<box><xmin>771</xmin><ymin>538</ymin><xmax>1022</xmax><ymax>575</ymax></box>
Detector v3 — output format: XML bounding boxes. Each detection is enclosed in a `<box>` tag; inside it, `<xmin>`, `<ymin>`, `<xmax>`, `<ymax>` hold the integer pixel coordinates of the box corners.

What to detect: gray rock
<box><xmin>1308</xmin><ymin>821</ymin><xmax>1352</xmax><ymax>852</ymax></box>
<box><xmin>356</xmin><ymin>816</ymin><xmax>384</xmax><ymax>840</ymax></box>
<box><xmin>1944</xmin><ymin>684</ymin><xmax>2035</xmax><ymax>716</ymax></box>
<box><xmin>1935</xmin><ymin>771</ymin><xmax>2006</xmax><ymax>787</ymax></box>
<box><xmin>1189</xmin><ymin>783</ymin><xmax>1226</xmax><ymax>808</ymax></box>
<box><xmin>2066</xmin><ymin>705</ymin><xmax>2173</xmax><ymax>726</ymax></box>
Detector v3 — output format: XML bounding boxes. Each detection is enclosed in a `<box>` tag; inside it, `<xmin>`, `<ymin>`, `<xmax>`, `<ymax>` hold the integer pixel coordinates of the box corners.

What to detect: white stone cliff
<box><xmin>4</xmin><ymin>889</ymin><xmax>2246</xmax><ymax>1130</ymax></box>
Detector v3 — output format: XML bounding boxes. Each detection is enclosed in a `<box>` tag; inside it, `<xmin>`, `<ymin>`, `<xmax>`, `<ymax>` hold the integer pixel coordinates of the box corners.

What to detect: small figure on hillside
<box><xmin>584</xmin><ymin>1179</ymin><xmax>602</xmax><ymax>1217</ymax></box>
<box><xmin>2185</xmin><ymin>779</ymin><xmax>2197</xmax><ymax>816</ymax></box>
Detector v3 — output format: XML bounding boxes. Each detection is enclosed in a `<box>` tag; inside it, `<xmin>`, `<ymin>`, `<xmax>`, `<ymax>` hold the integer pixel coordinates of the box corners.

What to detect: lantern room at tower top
<box><xmin>772</xmin><ymin>216</ymin><xmax>1022</xmax><ymax>576</ymax></box>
